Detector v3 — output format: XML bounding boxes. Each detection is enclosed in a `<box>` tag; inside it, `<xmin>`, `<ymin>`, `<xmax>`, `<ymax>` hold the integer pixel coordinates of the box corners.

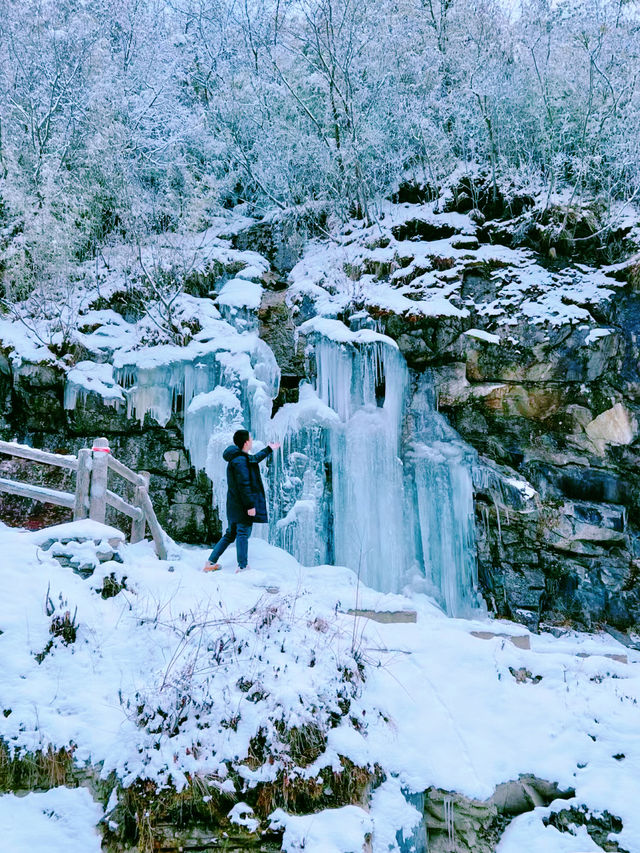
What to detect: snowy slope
<box><xmin>1</xmin><ymin>520</ymin><xmax>639</xmax><ymax>851</ymax></box>
<box><xmin>287</xmin><ymin>200</ymin><xmax>625</xmax><ymax>332</ymax></box>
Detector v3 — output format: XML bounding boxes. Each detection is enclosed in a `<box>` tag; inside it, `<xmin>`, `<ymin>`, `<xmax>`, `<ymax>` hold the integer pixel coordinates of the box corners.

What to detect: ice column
<box><xmin>407</xmin><ymin>375</ymin><xmax>484</xmax><ymax>617</ymax></box>
<box><xmin>184</xmin><ymin>387</ymin><xmax>244</xmax><ymax>529</ymax></box>
<box><xmin>268</xmin><ymin>383</ymin><xmax>339</xmax><ymax>566</ymax></box>
<box><xmin>305</xmin><ymin>323</ymin><xmax>412</xmax><ymax>593</ymax></box>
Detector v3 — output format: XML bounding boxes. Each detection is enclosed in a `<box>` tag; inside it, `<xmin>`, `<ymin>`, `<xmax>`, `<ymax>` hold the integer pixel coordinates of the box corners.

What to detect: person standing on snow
<box><xmin>203</xmin><ymin>429</ymin><xmax>280</xmax><ymax>572</ymax></box>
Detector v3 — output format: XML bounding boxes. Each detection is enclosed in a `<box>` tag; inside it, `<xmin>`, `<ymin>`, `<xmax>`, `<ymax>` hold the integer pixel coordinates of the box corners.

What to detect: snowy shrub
<box><xmin>118</xmin><ymin>594</ymin><xmax>367</xmax><ymax>794</ymax></box>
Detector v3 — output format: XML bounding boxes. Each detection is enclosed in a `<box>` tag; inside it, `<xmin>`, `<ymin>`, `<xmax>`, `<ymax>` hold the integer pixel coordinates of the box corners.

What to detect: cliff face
<box><xmin>270</xmin><ymin>188</ymin><xmax>640</xmax><ymax>633</ymax></box>
<box><xmin>385</xmin><ymin>279</ymin><xmax>640</xmax><ymax>632</ymax></box>
<box><xmin>2</xmin><ymin>192</ymin><xmax>639</xmax><ymax>634</ymax></box>
<box><xmin>0</xmin><ymin>359</ymin><xmax>216</xmax><ymax>543</ymax></box>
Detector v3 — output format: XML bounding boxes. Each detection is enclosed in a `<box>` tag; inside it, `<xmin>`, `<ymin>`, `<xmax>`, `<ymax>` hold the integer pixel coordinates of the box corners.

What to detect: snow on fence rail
<box><xmin>0</xmin><ymin>438</ymin><xmax>167</xmax><ymax>559</ymax></box>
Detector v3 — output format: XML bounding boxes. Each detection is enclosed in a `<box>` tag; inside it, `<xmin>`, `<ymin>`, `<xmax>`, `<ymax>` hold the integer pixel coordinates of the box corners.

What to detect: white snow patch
<box><xmin>465</xmin><ymin>328</ymin><xmax>501</xmax><ymax>344</ymax></box>
<box><xmin>0</xmin><ymin>787</ymin><xmax>103</xmax><ymax>853</ymax></box>
<box><xmin>217</xmin><ymin>278</ymin><xmax>263</xmax><ymax>310</ymax></box>
<box><xmin>186</xmin><ymin>386</ymin><xmax>242</xmax><ymax>414</ymax></box>
<box><xmin>65</xmin><ymin>361</ymin><xmax>124</xmax><ymax>409</ymax></box>
<box><xmin>228</xmin><ymin>802</ymin><xmax>260</xmax><ymax>833</ymax></box>
<box><xmin>0</xmin><ymin>526</ymin><xmax>639</xmax><ymax>849</ymax></box>
<box><xmin>270</xmin><ymin>805</ymin><xmax>373</xmax><ymax>853</ymax></box>
<box><xmin>497</xmin><ymin>804</ymin><xmax>604</xmax><ymax>852</ymax></box>
<box><xmin>28</xmin><ymin>519</ymin><xmax>125</xmax><ymax>544</ymax></box>
<box><xmin>584</xmin><ymin>328</ymin><xmax>614</xmax><ymax>345</ymax></box>
<box><xmin>370</xmin><ymin>777</ymin><xmax>423</xmax><ymax>853</ymax></box>
<box><xmin>298</xmin><ymin>316</ymin><xmax>398</xmax><ymax>348</ymax></box>
<box><xmin>505</xmin><ymin>477</ymin><xmax>538</xmax><ymax>502</ymax></box>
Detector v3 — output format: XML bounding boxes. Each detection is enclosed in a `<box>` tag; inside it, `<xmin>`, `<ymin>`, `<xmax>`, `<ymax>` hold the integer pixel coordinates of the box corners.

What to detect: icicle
<box><xmin>444</xmin><ymin>797</ymin><xmax>455</xmax><ymax>848</ymax></box>
<box><xmin>492</xmin><ymin>491</ymin><xmax>503</xmax><ymax>552</ymax></box>
<box><xmin>64</xmin><ymin>361</ymin><xmax>124</xmax><ymax>410</ymax></box>
<box><xmin>113</xmin><ymin>336</ymin><xmax>279</xmax><ymax>430</ymax></box>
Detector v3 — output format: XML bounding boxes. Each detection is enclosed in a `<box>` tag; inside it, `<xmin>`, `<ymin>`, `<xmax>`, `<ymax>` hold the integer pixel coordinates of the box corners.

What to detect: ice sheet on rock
<box><xmin>272</xmin><ymin>383</ymin><xmax>341</xmax><ymax>434</ymax></box>
<box><xmin>269</xmin><ymin>385</ymin><xmax>338</xmax><ymax>565</ymax></box>
<box><xmin>330</xmin><ymin>404</ymin><xmax>410</xmax><ymax>593</ymax></box>
<box><xmin>184</xmin><ymin>387</ymin><xmax>244</xmax><ymax>528</ymax></box>
<box><xmin>173</xmin><ymin>339</ymin><xmax>278</xmax><ymax>527</ymax></box>
<box><xmin>406</xmin><ymin>374</ymin><xmax>484</xmax><ymax>617</ymax></box>
<box><xmin>64</xmin><ymin>361</ymin><xmax>124</xmax><ymax>409</ymax></box>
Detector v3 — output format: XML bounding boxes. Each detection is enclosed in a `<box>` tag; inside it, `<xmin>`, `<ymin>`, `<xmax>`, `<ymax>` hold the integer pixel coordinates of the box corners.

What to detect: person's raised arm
<box><xmin>248</xmin><ymin>442</ymin><xmax>281</xmax><ymax>464</ymax></box>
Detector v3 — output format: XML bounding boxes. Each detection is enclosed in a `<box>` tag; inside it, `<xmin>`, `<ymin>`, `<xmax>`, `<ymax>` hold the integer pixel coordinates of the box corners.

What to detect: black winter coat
<box><xmin>223</xmin><ymin>444</ymin><xmax>273</xmax><ymax>524</ymax></box>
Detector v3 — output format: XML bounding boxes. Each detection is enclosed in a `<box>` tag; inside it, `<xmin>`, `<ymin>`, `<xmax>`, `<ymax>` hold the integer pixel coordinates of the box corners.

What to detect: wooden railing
<box><xmin>0</xmin><ymin>437</ymin><xmax>167</xmax><ymax>559</ymax></box>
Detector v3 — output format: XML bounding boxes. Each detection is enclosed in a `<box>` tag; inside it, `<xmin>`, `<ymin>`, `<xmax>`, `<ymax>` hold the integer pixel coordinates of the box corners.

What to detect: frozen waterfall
<box><xmin>113</xmin><ymin>334</ymin><xmax>280</xmax><ymax>530</ymax></box>
<box><xmin>97</xmin><ymin>306</ymin><xmax>482</xmax><ymax>616</ymax></box>
<box><xmin>273</xmin><ymin>318</ymin><xmax>483</xmax><ymax>615</ymax></box>
<box><xmin>306</xmin><ymin>320</ymin><xmax>411</xmax><ymax>593</ymax></box>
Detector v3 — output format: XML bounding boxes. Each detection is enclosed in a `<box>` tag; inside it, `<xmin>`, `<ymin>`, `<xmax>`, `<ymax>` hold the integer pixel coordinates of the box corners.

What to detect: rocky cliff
<box><xmin>2</xmin><ymin>184</ymin><xmax>640</xmax><ymax>636</ymax></box>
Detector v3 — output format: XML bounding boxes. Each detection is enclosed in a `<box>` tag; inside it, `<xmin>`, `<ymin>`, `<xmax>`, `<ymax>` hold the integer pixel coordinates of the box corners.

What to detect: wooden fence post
<box><xmin>131</xmin><ymin>471</ymin><xmax>149</xmax><ymax>543</ymax></box>
<box><xmin>73</xmin><ymin>448</ymin><xmax>92</xmax><ymax>520</ymax></box>
<box><xmin>89</xmin><ymin>437</ymin><xmax>110</xmax><ymax>524</ymax></box>
<box><xmin>139</xmin><ymin>485</ymin><xmax>168</xmax><ymax>560</ymax></box>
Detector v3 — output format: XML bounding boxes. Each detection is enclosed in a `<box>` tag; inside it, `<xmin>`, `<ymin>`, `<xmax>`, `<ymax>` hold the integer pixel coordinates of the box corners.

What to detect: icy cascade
<box><xmin>77</xmin><ymin>289</ymin><xmax>480</xmax><ymax>612</ymax></box>
<box><xmin>184</xmin><ymin>388</ymin><xmax>244</xmax><ymax>529</ymax></box>
<box><xmin>114</xmin><ymin>336</ymin><xmax>278</xmax><ymax>430</ymax></box>
<box><xmin>407</xmin><ymin>375</ymin><xmax>484</xmax><ymax>617</ymax></box>
<box><xmin>113</xmin><ymin>334</ymin><xmax>279</xmax><ymax>528</ymax></box>
<box><xmin>269</xmin><ymin>384</ymin><xmax>340</xmax><ymax>566</ymax></box>
<box><xmin>181</xmin><ymin>346</ymin><xmax>278</xmax><ymax>528</ymax></box>
<box><xmin>293</xmin><ymin>320</ymin><xmax>413</xmax><ymax>593</ymax></box>
<box><xmin>281</xmin><ymin>319</ymin><xmax>482</xmax><ymax>613</ymax></box>
<box><xmin>326</xmin><ymin>346</ymin><xmax>410</xmax><ymax>593</ymax></box>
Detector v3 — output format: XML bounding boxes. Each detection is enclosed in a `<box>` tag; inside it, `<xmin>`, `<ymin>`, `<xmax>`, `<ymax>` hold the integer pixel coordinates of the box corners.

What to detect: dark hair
<box><xmin>233</xmin><ymin>429</ymin><xmax>250</xmax><ymax>450</ymax></box>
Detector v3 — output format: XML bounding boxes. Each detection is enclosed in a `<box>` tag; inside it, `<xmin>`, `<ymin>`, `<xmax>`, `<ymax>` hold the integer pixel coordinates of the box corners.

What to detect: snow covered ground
<box><xmin>0</xmin><ymin>787</ymin><xmax>103</xmax><ymax>853</ymax></box>
<box><xmin>1</xmin><ymin>520</ymin><xmax>639</xmax><ymax>852</ymax></box>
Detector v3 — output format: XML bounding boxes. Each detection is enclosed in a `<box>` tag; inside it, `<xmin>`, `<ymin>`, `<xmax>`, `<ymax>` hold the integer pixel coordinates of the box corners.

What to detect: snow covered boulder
<box><xmin>30</xmin><ymin>520</ymin><xmax>125</xmax><ymax>551</ymax></box>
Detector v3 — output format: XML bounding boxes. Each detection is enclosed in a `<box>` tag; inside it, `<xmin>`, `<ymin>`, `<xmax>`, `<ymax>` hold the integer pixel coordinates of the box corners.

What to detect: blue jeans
<box><xmin>208</xmin><ymin>522</ymin><xmax>252</xmax><ymax>569</ymax></box>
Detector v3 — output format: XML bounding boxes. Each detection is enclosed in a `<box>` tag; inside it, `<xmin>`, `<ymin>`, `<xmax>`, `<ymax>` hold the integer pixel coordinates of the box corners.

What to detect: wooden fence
<box><xmin>0</xmin><ymin>437</ymin><xmax>167</xmax><ymax>559</ymax></box>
